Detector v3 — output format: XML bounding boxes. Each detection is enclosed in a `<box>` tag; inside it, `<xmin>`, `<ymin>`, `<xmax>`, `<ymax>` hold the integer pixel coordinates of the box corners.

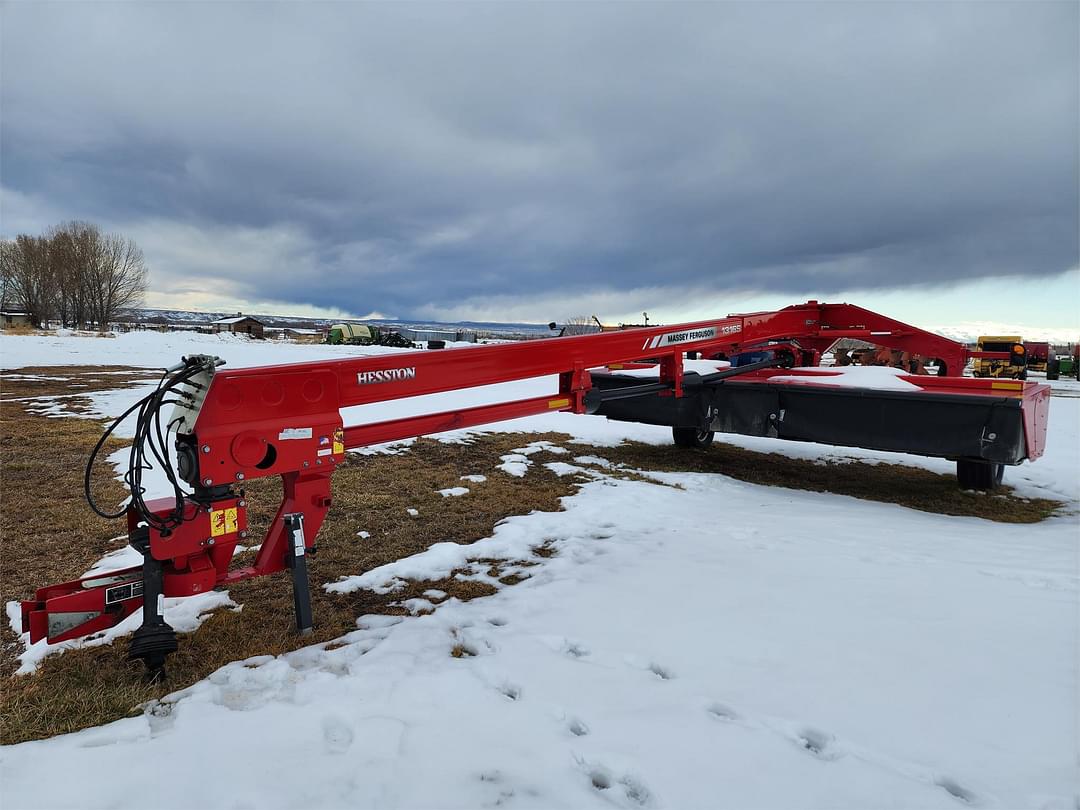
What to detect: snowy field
<box><xmin>1</xmin><ymin>330</ymin><xmax>1077</xmax><ymax>809</ymax></box>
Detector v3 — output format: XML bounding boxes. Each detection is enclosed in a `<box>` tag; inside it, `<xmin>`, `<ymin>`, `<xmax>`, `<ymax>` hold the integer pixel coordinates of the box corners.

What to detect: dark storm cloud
<box><xmin>2</xmin><ymin>2</ymin><xmax>1077</xmax><ymax>318</ymax></box>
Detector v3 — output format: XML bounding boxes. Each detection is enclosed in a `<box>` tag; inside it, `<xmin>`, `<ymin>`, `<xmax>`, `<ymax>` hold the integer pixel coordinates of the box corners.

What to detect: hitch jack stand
<box><xmin>284</xmin><ymin>513</ymin><xmax>314</xmax><ymax>635</ymax></box>
<box><xmin>128</xmin><ymin>553</ymin><xmax>178</xmax><ymax>682</ymax></box>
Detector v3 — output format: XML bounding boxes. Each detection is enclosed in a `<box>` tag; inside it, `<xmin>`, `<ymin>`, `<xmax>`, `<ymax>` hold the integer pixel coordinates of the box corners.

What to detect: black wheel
<box><xmin>1047</xmin><ymin>358</ymin><xmax>1060</xmax><ymax>381</ymax></box>
<box><xmin>935</xmin><ymin>360</ymin><xmax>948</xmax><ymax>377</ymax></box>
<box><xmin>956</xmin><ymin>459</ymin><xmax>1004</xmax><ymax>491</ymax></box>
<box><xmin>673</xmin><ymin>426</ymin><xmax>715</xmax><ymax>449</ymax></box>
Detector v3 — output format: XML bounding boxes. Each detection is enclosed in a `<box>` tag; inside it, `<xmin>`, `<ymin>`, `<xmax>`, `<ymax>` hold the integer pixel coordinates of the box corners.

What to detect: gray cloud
<box><xmin>2</xmin><ymin>2</ymin><xmax>1076</xmax><ymax>320</ymax></box>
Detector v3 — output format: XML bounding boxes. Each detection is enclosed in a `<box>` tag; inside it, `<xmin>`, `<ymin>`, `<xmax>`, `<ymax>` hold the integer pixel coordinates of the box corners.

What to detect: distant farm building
<box><xmin>397</xmin><ymin>327</ymin><xmax>476</xmax><ymax>344</ymax></box>
<box><xmin>282</xmin><ymin>328</ymin><xmax>323</xmax><ymax>344</ymax></box>
<box><xmin>211</xmin><ymin>314</ymin><xmax>265</xmax><ymax>338</ymax></box>
<box><xmin>0</xmin><ymin>311</ymin><xmax>33</xmax><ymax>328</ymax></box>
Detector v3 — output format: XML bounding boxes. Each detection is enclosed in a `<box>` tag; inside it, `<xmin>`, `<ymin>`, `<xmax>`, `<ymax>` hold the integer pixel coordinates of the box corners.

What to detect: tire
<box><xmin>1047</xmin><ymin>358</ymin><xmax>1060</xmax><ymax>381</ymax></box>
<box><xmin>427</xmin><ymin>340</ymin><xmax>445</xmax><ymax>350</ymax></box>
<box><xmin>673</xmin><ymin>426</ymin><xmax>715</xmax><ymax>449</ymax></box>
<box><xmin>956</xmin><ymin>459</ymin><xmax>1004</xmax><ymax>491</ymax></box>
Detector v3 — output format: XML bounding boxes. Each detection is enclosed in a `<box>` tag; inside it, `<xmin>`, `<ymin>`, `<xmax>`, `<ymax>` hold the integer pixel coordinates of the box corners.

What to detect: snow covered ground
<box><xmin>1</xmin><ymin>330</ymin><xmax>1078</xmax><ymax>809</ymax></box>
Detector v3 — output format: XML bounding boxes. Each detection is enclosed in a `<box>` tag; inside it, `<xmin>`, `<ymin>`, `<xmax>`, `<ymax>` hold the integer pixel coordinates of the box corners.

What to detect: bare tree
<box><xmin>85</xmin><ymin>230</ymin><xmax>147</xmax><ymax>328</ymax></box>
<box><xmin>1</xmin><ymin>235</ymin><xmax>57</xmax><ymax>326</ymax></box>
<box><xmin>560</xmin><ymin>315</ymin><xmax>601</xmax><ymax>336</ymax></box>
<box><xmin>2</xmin><ymin>223</ymin><xmax>148</xmax><ymax>330</ymax></box>
<box><xmin>44</xmin><ymin>222</ymin><xmax>147</xmax><ymax>329</ymax></box>
<box><xmin>0</xmin><ymin>240</ymin><xmax>12</xmax><ymax>310</ymax></box>
<box><xmin>48</xmin><ymin>223</ymin><xmax>90</xmax><ymax>328</ymax></box>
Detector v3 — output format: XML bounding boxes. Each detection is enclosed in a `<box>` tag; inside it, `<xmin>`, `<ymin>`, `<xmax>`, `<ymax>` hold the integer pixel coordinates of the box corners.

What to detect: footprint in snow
<box><xmin>794</xmin><ymin>726</ymin><xmax>842</xmax><ymax>760</ymax></box>
<box><xmin>585</xmin><ymin>765</ymin><xmax>653</xmax><ymax>807</ymax></box>
<box><xmin>706</xmin><ymin>702</ymin><xmax>740</xmax><ymax>722</ymax></box>
<box><xmin>564</xmin><ymin>640</ymin><xmax>590</xmax><ymax>659</ymax></box>
<box><xmin>322</xmin><ymin>715</ymin><xmax>354</xmax><ymax>753</ymax></box>
<box><xmin>498</xmin><ymin>682</ymin><xmax>522</xmax><ymax>701</ymax></box>
<box><xmin>567</xmin><ymin>717</ymin><xmax>590</xmax><ymax>737</ymax></box>
<box><xmin>143</xmin><ymin>700</ymin><xmax>176</xmax><ymax>736</ymax></box>
<box><xmin>935</xmin><ymin>776</ymin><xmax>978</xmax><ymax>804</ymax></box>
<box><xmin>647</xmin><ymin>662</ymin><xmax>673</xmax><ymax>680</ymax></box>
<box><xmin>623</xmin><ymin>654</ymin><xmax>673</xmax><ymax>680</ymax></box>
<box><xmin>476</xmin><ymin>770</ymin><xmax>516</xmax><ymax>807</ymax></box>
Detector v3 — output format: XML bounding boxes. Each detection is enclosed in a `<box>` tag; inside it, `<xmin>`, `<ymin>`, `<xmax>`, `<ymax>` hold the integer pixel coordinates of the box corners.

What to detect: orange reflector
<box><xmin>548</xmin><ymin>398</ymin><xmax>571</xmax><ymax>409</ymax></box>
<box><xmin>991</xmin><ymin>381</ymin><xmax>1023</xmax><ymax>391</ymax></box>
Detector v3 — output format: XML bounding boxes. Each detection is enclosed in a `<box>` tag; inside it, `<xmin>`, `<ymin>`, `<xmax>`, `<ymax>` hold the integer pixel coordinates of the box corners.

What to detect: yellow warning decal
<box><xmin>333</xmin><ymin>427</ymin><xmax>345</xmax><ymax>455</ymax></box>
<box><xmin>990</xmin><ymin>381</ymin><xmax>1023</xmax><ymax>391</ymax></box>
<box><xmin>548</xmin><ymin>398</ymin><xmax>571</xmax><ymax>409</ymax></box>
<box><xmin>210</xmin><ymin>507</ymin><xmax>239</xmax><ymax>537</ymax></box>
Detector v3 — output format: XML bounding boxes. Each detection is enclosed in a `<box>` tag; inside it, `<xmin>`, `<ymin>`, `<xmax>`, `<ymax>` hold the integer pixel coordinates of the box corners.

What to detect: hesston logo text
<box><xmin>357</xmin><ymin>367</ymin><xmax>417</xmax><ymax>385</ymax></box>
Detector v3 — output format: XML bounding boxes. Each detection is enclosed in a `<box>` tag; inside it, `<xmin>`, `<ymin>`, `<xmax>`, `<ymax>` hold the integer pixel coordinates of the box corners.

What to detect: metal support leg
<box><xmin>283</xmin><ymin>513</ymin><xmax>313</xmax><ymax>635</ymax></box>
<box><xmin>128</xmin><ymin>551</ymin><xmax>178</xmax><ymax>681</ymax></box>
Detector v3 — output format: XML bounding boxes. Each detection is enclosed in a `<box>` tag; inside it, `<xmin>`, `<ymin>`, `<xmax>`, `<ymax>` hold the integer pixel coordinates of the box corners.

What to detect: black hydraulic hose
<box><xmin>689</xmin><ymin>355</ymin><xmax>793</xmax><ymax>385</ymax></box>
<box><xmin>84</xmin><ymin>363</ymin><xmax>205</xmax><ymax>524</ymax></box>
<box><xmin>84</xmin><ymin>390</ymin><xmax>159</xmax><ymax>519</ymax></box>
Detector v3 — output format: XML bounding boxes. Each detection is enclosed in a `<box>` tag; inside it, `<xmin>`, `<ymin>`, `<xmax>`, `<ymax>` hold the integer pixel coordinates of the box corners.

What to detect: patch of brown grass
<box><xmin>1</xmin><ymin>417</ymin><xmax>583</xmax><ymax>744</ymax></box>
<box><xmin>589</xmin><ymin>440</ymin><xmax>1063</xmax><ymax>523</ymax></box>
<box><xmin>0</xmin><ymin>367</ymin><xmax>151</xmax><ymax>681</ymax></box>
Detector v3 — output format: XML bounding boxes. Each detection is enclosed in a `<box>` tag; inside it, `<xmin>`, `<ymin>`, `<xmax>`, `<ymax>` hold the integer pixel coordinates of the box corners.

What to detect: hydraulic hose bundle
<box><xmin>84</xmin><ymin>355</ymin><xmax>222</xmax><ymax>533</ymax></box>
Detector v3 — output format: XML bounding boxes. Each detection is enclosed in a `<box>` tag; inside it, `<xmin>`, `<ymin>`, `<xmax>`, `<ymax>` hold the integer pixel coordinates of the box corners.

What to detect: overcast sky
<box><xmin>2</xmin><ymin>2</ymin><xmax>1077</xmax><ymax>327</ymax></box>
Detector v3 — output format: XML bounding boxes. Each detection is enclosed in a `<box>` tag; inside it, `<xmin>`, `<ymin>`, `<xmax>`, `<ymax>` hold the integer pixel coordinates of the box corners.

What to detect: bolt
<box><xmin>238</xmin><ymin>499</ymin><xmax>247</xmax><ymax>507</ymax></box>
<box><xmin>235</xmin><ymin>472</ymin><xmax>245</xmax><ymax>481</ymax></box>
<box><xmin>303</xmin><ymin>460</ymin><xmax>310</xmax><ymax>468</ymax></box>
<box><xmin>201</xmin><ymin>445</ymin><xmax>211</xmax><ymax>454</ymax></box>
<box><xmin>316</xmin><ymin>459</ymin><xmax>323</xmax><ymax>465</ymax></box>
<box><xmin>206</xmin><ymin>538</ymin><xmax>215</xmax><ymax>546</ymax></box>
<box><xmin>239</xmin><ymin>530</ymin><xmax>248</xmax><ymax>539</ymax></box>
<box><xmin>988</xmin><ymin>432</ymin><xmax>997</xmax><ymax>440</ymax></box>
<box><xmin>203</xmin><ymin>477</ymin><xmax>213</xmax><ymax>486</ymax></box>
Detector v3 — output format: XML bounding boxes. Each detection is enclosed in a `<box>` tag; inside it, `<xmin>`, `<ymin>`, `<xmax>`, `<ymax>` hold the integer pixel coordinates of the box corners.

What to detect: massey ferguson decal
<box><xmin>357</xmin><ymin>367</ymin><xmax>417</xmax><ymax>385</ymax></box>
<box><xmin>642</xmin><ymin>324</ymin><xmax>738</xmax><ymax>351</ymax></box>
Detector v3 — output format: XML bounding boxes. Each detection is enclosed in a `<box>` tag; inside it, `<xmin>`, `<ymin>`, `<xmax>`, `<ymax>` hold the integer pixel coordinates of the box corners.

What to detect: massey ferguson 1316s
<box><xmin>20</xmin><ymin>302</ymin><xmax>1051</xmax><ymax>678</ymax></box>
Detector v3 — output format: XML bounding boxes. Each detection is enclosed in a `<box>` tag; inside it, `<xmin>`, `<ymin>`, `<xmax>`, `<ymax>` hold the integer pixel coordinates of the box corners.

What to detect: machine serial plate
<box><xmin>104</xmin><ymin>580</ymin><xmax>144</xmax><ymax>605</ymax></box>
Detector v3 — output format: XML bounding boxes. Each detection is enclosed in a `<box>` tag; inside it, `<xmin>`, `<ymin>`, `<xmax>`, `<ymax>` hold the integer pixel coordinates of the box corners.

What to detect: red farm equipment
<box><xmin>19</xmin><ymin>301</ymin><xmax>1051</xmax><ymax>678</ymax></box>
